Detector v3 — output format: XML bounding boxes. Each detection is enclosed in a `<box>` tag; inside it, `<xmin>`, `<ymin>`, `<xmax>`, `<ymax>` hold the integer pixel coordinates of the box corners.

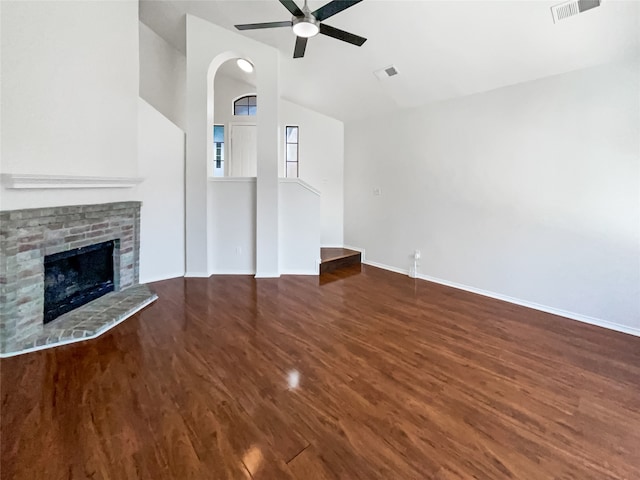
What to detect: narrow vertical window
<box><xmin>285</xmin><ymin>126</ymin><xmax>299</xmax><ymax>178</ymax></box>
<box><xmin>213</xmin><ymin>125</ymin><xmax>225</xmax><ymax>177</ymax></box>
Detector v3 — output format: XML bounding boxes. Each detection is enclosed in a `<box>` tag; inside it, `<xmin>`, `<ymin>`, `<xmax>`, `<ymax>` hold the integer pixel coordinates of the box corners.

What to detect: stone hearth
<box><xmin>0</xmin><ymin>202</ymin><xmax>156</xmax><ymax>356</ymax></box>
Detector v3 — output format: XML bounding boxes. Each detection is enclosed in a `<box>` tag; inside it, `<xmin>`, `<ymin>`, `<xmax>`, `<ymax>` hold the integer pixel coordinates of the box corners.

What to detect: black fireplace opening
<box><xmin>43</xmin><ymin>240</ymin><xmax>116</xmax><ymax>324</ymax></box>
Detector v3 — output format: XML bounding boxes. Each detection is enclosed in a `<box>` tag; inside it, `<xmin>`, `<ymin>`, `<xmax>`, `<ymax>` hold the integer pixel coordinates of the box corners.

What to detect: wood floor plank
<box><xmin>287</xmin><ymin>445</ymin><xmax>336</xmax><ymax>480</ymax></box>
<box><xmin>2</xmin><ymin>265</ymin><xmax>639</xmax><ymax>479</ymax></box>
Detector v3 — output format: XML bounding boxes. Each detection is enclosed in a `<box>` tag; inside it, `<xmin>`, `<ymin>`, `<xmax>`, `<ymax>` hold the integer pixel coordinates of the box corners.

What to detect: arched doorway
<box><xmin>212</xmin><ymin>59</ymin><xmax>258</xmax><ymax>177</ymax></box>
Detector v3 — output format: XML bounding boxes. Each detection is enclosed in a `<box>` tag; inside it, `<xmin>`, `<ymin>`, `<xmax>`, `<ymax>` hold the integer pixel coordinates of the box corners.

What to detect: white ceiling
<box><xmin>140</xmin><ymin>0</ymin><xmax>640</xmax><ymax>122</ymax></box>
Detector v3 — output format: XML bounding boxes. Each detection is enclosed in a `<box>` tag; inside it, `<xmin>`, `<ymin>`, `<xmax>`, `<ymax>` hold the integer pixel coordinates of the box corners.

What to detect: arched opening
<box><xmin>210</xmin><ymin>58</ymin><xmax>257</xmax><ymax>177</ymax></box>
<box><xmin>200</xmin><ymin>48</ymin><xmax>281</xmax><ymax>278</ymax></box>
<box><xmin>205</xmin><ymin>53</ymin><xmax>261</xmax><ymax>276</ymax></box>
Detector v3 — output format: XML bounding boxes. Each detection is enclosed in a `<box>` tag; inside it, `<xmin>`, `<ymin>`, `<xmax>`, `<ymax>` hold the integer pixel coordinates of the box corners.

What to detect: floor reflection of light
<box><xmin>242</xmin><ymin>445</ymin><xmax>263</xmax><ymax>476</ymax></box>
<box><xmin>287</xmin><ymin>369</ymin><xmax>300</xmax><ymax>390</ymax></box>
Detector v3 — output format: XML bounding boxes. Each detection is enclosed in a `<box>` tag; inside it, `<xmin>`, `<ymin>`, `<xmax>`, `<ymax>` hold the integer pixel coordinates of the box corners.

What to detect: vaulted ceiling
<box><xmin>140</xmin><ymin>0</ymin><xmax>640</xmax><ymax>122</ymax></box>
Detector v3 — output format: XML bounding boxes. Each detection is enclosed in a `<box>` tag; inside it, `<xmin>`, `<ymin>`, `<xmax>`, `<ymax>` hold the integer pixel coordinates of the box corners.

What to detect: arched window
<box><xmin>233</xmin><ymin>95</ymin><xmax>257</xmax><ymax>116</ymax></box>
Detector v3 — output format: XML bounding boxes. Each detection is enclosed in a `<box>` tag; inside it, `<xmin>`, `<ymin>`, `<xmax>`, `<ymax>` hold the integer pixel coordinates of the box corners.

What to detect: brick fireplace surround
<box><xmin>0</xmin><ymin>202</ymin><xmax>157</xmax><ymax>356</ymax></box>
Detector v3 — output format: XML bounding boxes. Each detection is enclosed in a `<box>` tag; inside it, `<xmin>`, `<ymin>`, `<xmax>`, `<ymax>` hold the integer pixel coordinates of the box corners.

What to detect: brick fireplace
<box><xmin>0</xmin><ymin>201</ymin><xmax>156</xmax><ymax>356</ymax></box>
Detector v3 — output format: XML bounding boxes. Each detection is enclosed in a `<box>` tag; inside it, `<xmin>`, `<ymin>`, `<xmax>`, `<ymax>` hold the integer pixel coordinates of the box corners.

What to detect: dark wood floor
<box><xmin>2</xmin><ymin>265</ymin><xmax>639</xmax><ymax>479</ymax></box>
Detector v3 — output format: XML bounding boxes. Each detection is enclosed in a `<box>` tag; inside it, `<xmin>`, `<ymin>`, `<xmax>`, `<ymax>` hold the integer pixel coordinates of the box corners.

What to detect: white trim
<box><xmin>279</xmin><ymin>177</ymin><xmax>321</xmax><ymax>196</ymax></box>
<box><xmin>254</xmin><ymin>272</ymin><xmax>281</xmax><ymax>278</ymax></box>
<box><xmin>363</xmin><ymin>259</ymin><xmax>408</xmax><ymax>276</ymax></box>
<box><xmin>0</xmin><ymin>295</ymin><xmax>158</xmax><ymax>358</ymax></box>
<box><xmin>1</xmin><ymin>174</ymin><xmax>144</xmax><ymax>189</ymax></box>
<box><xmin>280</xmin><ymin>269</ymin><xmax>318</xmax><ymax>276</ymax></box>
<box><xmin>415</xmin><ymin>272</ymin><xmax>640</xmax><ymax>338</ymax></box>
<box><xmin>185</xmin><ymin>271</ymin><xmax>210</xmax><ymax>278</ymax></box>
<box><xmin>140</xmin><ymin>272</ymin><xmax>185</xmax><ymax>284</ymax></box>
<box><xmin>208</xmin><ymin>177</ymin><xmax>256</xmax><ymax>183</ymax></box>
<box><xmin>210</xmin><ymin>270</ymin><xmax>256</xmax><ymax>275</ymax></box>
<box><xmin>343</xmin><ymin>245</ymin><xmax>366</xmax><ymax>262</ymax></box>
<box><xmin>360</xmin><ymin>258</ymin><xmax>640</xmax><ymax>338</ymax></box>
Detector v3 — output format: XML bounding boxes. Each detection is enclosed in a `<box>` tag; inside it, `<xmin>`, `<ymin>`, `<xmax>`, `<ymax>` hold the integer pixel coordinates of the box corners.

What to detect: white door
<box><xmin>230</xmin><ymin>125</ymin><xmax>257</xmax><ymax>177</ymax></box>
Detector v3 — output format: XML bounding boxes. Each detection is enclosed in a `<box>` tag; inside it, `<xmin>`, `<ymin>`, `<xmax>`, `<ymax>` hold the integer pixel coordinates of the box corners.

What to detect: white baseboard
<box><xmin>280</xmin><ymin>269</ymin><xmax>318</xmax><ymax>276</ymax></box>
<box><xmin>416</xmin><ymin>272</ymin><xmax>640</xmax><ymax>337</ymax></box>
<box><xmin>254</xmin><ymin>272</ymin><xmax>281</xmax><ymax>279</ymax></box>
<box><xmin>363</xmin><ymin>259</ymin><xmax>407</xmax><ymax>276</ymax></box>
<box><xmin>361</xmin><ymin>259</ymin><xmax>640</xmax><ymax>338</ymax></box>
<box><xmin>343</xmin><ymin>245</ymin><xmax>366</xmax><ymax>261</ymax></box>
<box><xmin>140</xmin><ymin>272</ymin><xmax>185</xmax><ymax>284</ymax></box>
<box><xmin>195</xmin><ymin>270</ymin><xmax>295</xmax><ymax>277</ymax></box>
<box><xmin>210</xmin><ymin>270</ymin><xmax>256</xmax><ymax>275</ymax></box>
<box><xmin>184</xmin><ymin>271</ymin><xmax>210</xmax><ymax>278</ymax></box>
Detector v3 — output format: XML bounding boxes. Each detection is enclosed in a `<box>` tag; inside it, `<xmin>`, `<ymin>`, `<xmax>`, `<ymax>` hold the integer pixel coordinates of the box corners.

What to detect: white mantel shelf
<box><xmin>1</xmin><ymin>174</ymin><xmax>144</xmax><ymax>189</ymax></box>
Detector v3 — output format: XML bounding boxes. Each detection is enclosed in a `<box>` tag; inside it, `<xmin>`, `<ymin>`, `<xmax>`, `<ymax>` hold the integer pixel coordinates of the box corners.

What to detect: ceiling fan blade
<box><xmin>279</xmin><ymin>0</ymin><xmax>303</xmax><ymax>17</ymax></box>
<box><xmin>293</xmin><ymin>36</ymin><xmax>308</xmax><ymax>58</ymax></box>
<box><xmin>312</xmin><ymin>0</ymin><xmax>363</xmax><ymax>22</ymax></box>
<box><xmin>319</xmin><ymin>23</ymin><xmax>366</xmax><ymax>46</ymax></box>
<box><xmin>235</xmin><ymin>21</ymin><xmax>292</xmax><ymax>30</ymax></box>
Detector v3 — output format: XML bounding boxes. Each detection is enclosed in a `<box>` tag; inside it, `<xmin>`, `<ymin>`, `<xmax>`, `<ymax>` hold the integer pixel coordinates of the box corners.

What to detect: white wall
<box><xmin>1</xmin><ymin>0</ymin><xmax>139</xmax><ymax>210</ymax></box>
<box><xmin>214</xmin><ymin>73</ymin><xmax>256</xmax><ymax>130</ymax></box>
<box><xmin>208</xmin><ymin>178</ymin><xmax>320</xmax><ymax>275</ymax></box>
<box><xmin>214</xmin><ymin>73</ymin><xmax>345</xmax><ymax>246</ymax></box>
<box><xmin>345</xmin><ymin>59</ymin><xmax>640</xmax><ymax>333</ymax></box>
<box><xmin>213</xmin><ymin>73</ymin><xmax>256</xmax><ymax>178</ymax></box>
<box><xmin>185</xmin><ymin>15</ymin><xmax>279</xmax><ymax>278</ymax></box>
<box><xmin>279</xmin><ymin>179</ymin><xmax>321</xmax><ymax>275</ymax></box>
<box><xmin>137</xmin><ymin>98</ymin><xmax>185</xmax><ymax>283</ymax></box>
<box><xmin>139</xmin><ymin>21</ymin><xmax>186</xmax><ymax>131</ymax></box>
<box><xmin>209</xmin><ymin>179</ymin><xmax>256</xmax><ymax>274</ymax></box>
<box><xmin>281</xmin><ymin>100</ymin><xmax>344</xmax><ymax>247</ymax></box>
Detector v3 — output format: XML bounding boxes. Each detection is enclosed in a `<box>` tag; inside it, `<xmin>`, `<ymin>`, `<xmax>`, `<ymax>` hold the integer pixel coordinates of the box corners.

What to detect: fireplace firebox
<box><xmin>43</xmin><ymin>240</ymin><xmax>117</xmax><ymax>324</ymax></box>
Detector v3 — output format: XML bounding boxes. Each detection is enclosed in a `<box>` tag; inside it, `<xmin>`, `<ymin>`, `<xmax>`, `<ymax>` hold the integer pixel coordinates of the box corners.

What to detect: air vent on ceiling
<box><xmin>374</xmin><ymin>65</ymin><xmax>399</xmax><ymax>81</ymax></box>
<box><xmin>385</xmin><ymin>66</ymin><xmax>398</xmax><ymax>77</ymax></box>
<box><xmin>551</xmin><ymin>0</ymin><xmax>601</xmax><ymax>23</ymax></box>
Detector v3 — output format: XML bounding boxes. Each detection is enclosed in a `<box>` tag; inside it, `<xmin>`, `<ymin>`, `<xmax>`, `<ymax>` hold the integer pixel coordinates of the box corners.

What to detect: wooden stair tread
<box><xmin>320</xmin><ymin>248</ymin><xmax>361</xmax><ymax>275</ymax></box>
<box><xmin>320</xmin><ymin>248</ymin><xmax>361</xmax><ymax>263</ymax></box>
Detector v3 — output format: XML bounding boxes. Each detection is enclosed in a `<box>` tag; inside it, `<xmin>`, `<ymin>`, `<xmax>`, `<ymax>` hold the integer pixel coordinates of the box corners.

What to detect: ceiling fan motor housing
<box><xmin>292</xmin><ymin>14</ymin><xmax>320</xmax><ymax>37</ymax></box>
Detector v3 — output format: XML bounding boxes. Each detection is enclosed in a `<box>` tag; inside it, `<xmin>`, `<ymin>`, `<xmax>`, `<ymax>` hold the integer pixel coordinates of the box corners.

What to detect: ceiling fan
<box><xmin>235</xmin><ymin>0</ymin><xmax>367</xmax><ymax>59</ymax></box>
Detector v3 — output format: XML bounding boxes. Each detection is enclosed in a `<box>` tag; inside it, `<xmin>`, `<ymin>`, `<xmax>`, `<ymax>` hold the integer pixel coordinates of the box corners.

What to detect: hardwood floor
<box><xmin>2</xmin><ymin>265</ymin><xmax>639</xmax><ymax>479</ymax></box>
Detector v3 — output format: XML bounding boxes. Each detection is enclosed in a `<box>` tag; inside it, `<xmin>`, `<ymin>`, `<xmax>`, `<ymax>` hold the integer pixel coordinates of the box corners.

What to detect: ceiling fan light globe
<box><xmin>292</xmin><ymin>18</ymin><xmax>319</xmax><ymax>38</ymax></box>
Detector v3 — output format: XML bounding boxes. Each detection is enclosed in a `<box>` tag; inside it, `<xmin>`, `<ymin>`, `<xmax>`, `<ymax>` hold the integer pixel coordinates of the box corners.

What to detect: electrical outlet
<box><xmin>373</xmin><ymin>187</ymin><xmax>381</xmax><ymax>196</ymax></box>
<box><xmin>235</xmin><ymin>246</ymin><xmax>242</xmax><ymax>255</ymax></box>
<box><xmin>414</xmin><ymin>250</ymin><xmax>421</xmax><ymax>260</ymax></box>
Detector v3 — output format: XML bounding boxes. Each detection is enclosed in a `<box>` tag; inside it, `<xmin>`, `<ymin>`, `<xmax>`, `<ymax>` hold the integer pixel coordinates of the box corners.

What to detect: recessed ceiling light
<box><xmin>236</xmin><ymin>58</ymin><xmax>254</xmax><ymax>73</ymax></box>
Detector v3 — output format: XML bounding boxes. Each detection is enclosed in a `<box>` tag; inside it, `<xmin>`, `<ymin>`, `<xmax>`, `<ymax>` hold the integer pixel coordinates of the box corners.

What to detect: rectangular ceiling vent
<box><xmin>551</xmin><ymin>0</ymin><xmax>601</xmax><ymax>23</ymax></box>
<box><xmin>374</xmin><ymin>65</ymin><xmax>399</xmax><ymax>81</ymax></box>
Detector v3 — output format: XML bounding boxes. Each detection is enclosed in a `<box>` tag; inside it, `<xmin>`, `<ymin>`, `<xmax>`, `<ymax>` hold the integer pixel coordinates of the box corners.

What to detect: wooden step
<box><xmin>320</xmin><ymin>248</ymin><xmax>361</xmax><ymax>274</ymax></box>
